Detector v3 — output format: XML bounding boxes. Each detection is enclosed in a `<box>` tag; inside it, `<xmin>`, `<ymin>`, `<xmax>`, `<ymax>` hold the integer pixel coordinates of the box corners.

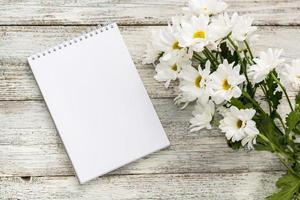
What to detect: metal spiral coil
<box><xmin>30</xmin><ymin>22</ymin><xmax>115</xmax><ymax>61</ymax></box>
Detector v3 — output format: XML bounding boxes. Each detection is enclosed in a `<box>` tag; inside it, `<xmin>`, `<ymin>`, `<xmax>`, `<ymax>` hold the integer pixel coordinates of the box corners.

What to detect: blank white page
<box><xmin>28</xmin><ymin>23</ymin><xmax>170</xmax><ymax>184</ymax></box>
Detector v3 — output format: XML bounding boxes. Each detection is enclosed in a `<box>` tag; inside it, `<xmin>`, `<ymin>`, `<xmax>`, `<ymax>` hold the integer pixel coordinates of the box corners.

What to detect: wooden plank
<box><xmin>0</xmin><ymin>172</ymin><xmax>281</xmax><ymax>200</ymax></box>
<box><xmin>0</xmin><ymin>100</ymin><xmax>283</xmax><ymax>176</ymax></box>
<box><xmin>0</xmin><ymin>26</ymin><xmax>300</xmax><ymax>100</ymax></box>
<box><xmin>0</xmin><ymin>0</ymin><xmax>299</xmax><ymax>25</ymax></box>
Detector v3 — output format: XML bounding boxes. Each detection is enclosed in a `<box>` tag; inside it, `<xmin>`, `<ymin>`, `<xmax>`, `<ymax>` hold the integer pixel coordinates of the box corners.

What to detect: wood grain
<box><xmin>0</xmin><ymin>172</ymin><xmax>281</xmax><ymax>200</ymax></box>
<box><xmin>1</xmin><ymin>1</ymin><xmax>298</xmax><ymax>198</ymax></box>
<box><xmin>0</xmin><ymin>0</ymin><xmax>299</xmax><ymax>25</ymax></box>
<box><xmin>0</xmin><ymin>100</ymin><xmax>283</xmax><ymax>177</ymax></box>
<box><xmin>0</xmin><ymin>26</ymin><xmax>300</xmax><ymax>100</ymax></box>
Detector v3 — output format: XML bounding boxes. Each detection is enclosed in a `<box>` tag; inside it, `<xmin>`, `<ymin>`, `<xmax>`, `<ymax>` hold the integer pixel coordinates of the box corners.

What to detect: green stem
<box><xmin>242</xmin><ymin>90</ymin><xmax>266</xmax><ymax>114</ymax></box>
<box><xmin>215</xmin><ymin>52</ymin><xmax>220</xmax><ymax>63</ymax></box>
<box><xmin>243</xmin><ymin>90</ymin><xmax>285</xmax><ymax>135</ymax></box>
<box><xmin>271</xmin><ymin>72</ymin><xmax>294</xmax><ymax>112</ymax></box>
<box><xmin>193</xmin><ymin>52</ymin><xmax>205</xmax><ymax>63</ymax></box>
<box><xmin>202</xmin><ymin>50</ymin><xmax>217</xmax><ymax>70</ymax></box>
<box><xmin>278</xmin><ymin>115</ymin><xmax>286</xmax><ymax>130</ymax></box>
<box><xmin>260</xmin><ymin>84</ymin><xmax>272</xmax><ymax>114</ymax></box>
<box><xmin>258</xmin><ymin>134</ymin><xmax>276</xmax><ymax>149</ymax></box>
<box><xmin>204</xmin><ymin>47</ymin><xmax>219</xmax><ymax>66</ymax></box>
<box><xmin>227</xmin><ymin>36</ymin><xmax>251</xmax><ymax>86</ymax></box>
<box><xmin>258</xmin><ymin>134</ymin><xmax>300</xmax><ymax>178</ymax></box>
<box><xmin>243</xmin><ymin>51</ymin><xmax>254</xmax><ymax>65</ymax></box>
<box><xmin>276</xmin><ymin>152</ymin><xmax>300</xmax><ymax>178</ymax></box>
<box><xmin>260</xmin><ymin>81</ymin><xmax>286</xmax><ymax>131</ymax></box>
<box><xmin>244</xmin><ymin>40</ymin><xmax>254</xmax><ymax>60</ymax></box>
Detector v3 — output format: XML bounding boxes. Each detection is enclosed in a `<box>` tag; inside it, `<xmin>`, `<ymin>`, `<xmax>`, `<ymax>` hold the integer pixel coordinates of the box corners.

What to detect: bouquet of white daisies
<box><xmin>143</xmin><ymin>0</ymin><xmax>300</xmax><ymax>199</ymax></box>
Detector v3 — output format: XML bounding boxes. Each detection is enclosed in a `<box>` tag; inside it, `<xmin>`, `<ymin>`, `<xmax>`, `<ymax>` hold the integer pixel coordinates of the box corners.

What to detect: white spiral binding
<box><xmin>30</xmin><ymin>22</ymin><xmax>115</xmax><ymax>61</ymax></box>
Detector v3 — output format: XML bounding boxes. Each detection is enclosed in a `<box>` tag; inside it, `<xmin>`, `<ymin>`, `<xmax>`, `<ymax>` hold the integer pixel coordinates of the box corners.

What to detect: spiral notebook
<box><xmin>27</xmin><ymin>23</ymin><xmax>170</xmax><ymax>184</ymax></box>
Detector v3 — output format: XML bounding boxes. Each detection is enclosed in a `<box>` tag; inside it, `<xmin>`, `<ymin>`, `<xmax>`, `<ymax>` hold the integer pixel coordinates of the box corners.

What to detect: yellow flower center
<box><xmin>171</xmin><ymin>64</ymin><xmax>177</xmax><ymax>71</ymax></box>
<box><xmin>222</xmin><ymin>79</ymin><xmax>231</xmax><ymax>90</ymax></box>
<box><xmin>172</xmin><ymin>41</ymin><xmax>181</xmax><ymax>50</ymax></box>
<box><xmin>195</xmin><ymin>75</ymin><xmax>202</xmax><ymax>88</ymax></box>
<box><xmin>202</xmin><ymin>5</ymin><xmax>208</xmax><ymax>11</ymax></box>
<box><xmin>193</xmin><ymin>30</ymin><xmax>206</xmax><ymax>39</ymax></box>
<box><xmin>236</xmin><ymin>119</ymin><xmax>243</xmax><ymax>129</ymax></box>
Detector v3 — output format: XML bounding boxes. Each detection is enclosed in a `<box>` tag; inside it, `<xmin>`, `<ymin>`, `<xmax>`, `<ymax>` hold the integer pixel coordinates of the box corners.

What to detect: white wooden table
<box><xmin>0</xmin><ymin>1</ymin><xmax>300</xmax><ymax>199</ymax></box>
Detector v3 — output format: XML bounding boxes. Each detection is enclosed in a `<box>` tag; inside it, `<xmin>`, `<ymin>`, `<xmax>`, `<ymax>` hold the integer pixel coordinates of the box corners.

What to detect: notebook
<box><xmin>27</xmin><ymin>23</ymin><xmax>170</xmax><ymax>184</ymax></box>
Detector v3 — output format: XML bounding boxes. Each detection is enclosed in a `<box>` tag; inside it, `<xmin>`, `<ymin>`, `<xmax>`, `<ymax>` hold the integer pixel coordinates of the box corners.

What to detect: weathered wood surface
<box><xmin>0</xmin><ymin>172</ymin><xmax>281</xmax><ymax>200</ymax></box>
<box><xmin>0</xmin><ymin>26</ymin><xmax>300</xmax><ymax>101</ymax></box>
<box><xmin>1</xmin><ymin>0</ymin><xmax>299</xmax><ymax>199</ymax></box>
<box><xmin>0</xmin><ymin>0</ymin><xmax>299</xmax><ymax>25</ymax></box>
<box><xmin>0</xmin><ymin>100</ymin><xmax>283</xmax><ymax>177</ymax></box>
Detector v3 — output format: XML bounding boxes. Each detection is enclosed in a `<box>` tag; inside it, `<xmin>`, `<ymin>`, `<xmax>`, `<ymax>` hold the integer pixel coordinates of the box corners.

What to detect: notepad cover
<box><xmin>27</xmin><ymin>23</ymin><xmax>170</xmax><ymax>183</ymax></box>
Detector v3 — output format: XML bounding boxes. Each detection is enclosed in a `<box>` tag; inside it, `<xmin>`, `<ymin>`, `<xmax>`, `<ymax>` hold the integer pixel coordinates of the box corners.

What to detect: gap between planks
<box><xmin>8</xmin><ymin>169</ymin><xmax>286</xmax><ymax>179</ymax></box>
<box><xmin>0</xmin><ymin>24</ymin><xmax>300</xmax><ymax>27</ymax></box>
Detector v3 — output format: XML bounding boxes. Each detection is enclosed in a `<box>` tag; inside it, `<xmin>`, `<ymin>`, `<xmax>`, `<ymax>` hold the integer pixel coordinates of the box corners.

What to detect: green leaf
<box><xmin>293</xmin><ymin>161</ymin><xmax>300</xmax><ymax>173</ymax></box>
<box><xmin>286</xmin><ymin>111</ymin><xmax>300</xmax><ymax>134</ymax></box>
<box><xmin>229</xmin><ymin>98</ymin><xmax>245</xmax><ymax>109</ymax></box>
<box><xmin>256</xmin><ymin>114</ymin><xmax>275</xmax><ymax>134</ymax></box>
<box><xmin>192</xmin><ymin>52</ymin><xmax>206</xmax><ymax>67</ymax></box>
<box><xmin>230</xmin><ymin>97</ymin><xmax>254</xmax><ymax>111</ymax></box>
<box><xmin>253</xmin><ymin>142</ymin><xmax>273</xmax><ymax>151</ymax></box>
<box><xmin>295</xmin><ymin>90</ymin><xmax>300</xmax><ymax>111</ymax></box>
<box><xmin>294</xmin><ymin>127</ymin><xmax>300</xmax><ymax>135</ymax></box>
<box><xmin>219</xmin><ymin>42</ymin><xmax>238</xmax><ymax>64</ymax></box>
<box><xmin>296</xmin><ymin>91</ymin><xmax>300</xmax><ymax>106</ymax></box>
<box><xmin>227</xmin><ymin>140</ymin><xmax>242</xmax><ymax>150</ymax></box>
<box><xmin>255</xmin><ymin>113</ymin><xmax>285</xmax><ymax>150</ymax></box>
<box><xmin>267</xmin><ymin>173</ymin><xmax>300</xmax><ymax>200</ymax></box>
<box><xmin>265</xmin><ymin>72</ymin><xmax>283</xmax><ymax>112</ymax></box>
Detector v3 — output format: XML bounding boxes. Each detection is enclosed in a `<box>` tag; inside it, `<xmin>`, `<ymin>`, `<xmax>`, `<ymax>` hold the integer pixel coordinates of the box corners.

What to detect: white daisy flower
<box><xmin>248</xmin><ymin>48</ymin><xmax>285</xmax><ymax>84</ymax></box>
<box><xmin>230</xmin><ymin>13</ymin><xmax>257</xmax><ymax>42</ymax></box>
<box><xmin>219</xmin><ymin>106</ymin><xmax>259</xmax><ymax>149</ymax></box>
<box><xmin>210</xmin><ymin>60</ymin><xmax>245</xmax><ymax>104</ymax></box>
<box><xmin>241</xmin><ymin>129</ymin><xmax>258</xmax><ymax>150</ymax></box>
<box><xmin>185</xmin><ymin>0</ymin><xmax>228</xmax><ymax>16</ymax></box>
<box><xmin>143</xmin><ymin>19</ymin><xmax>183</xmax><ymax>64</ymax></box>
<box><xmin>278</xmin><ymin>59</ymin><xmax>300</xmax><ymax>92</ymax></box>
<box><xmin>154</xmin><ymin>19</ymin><xmax>184</xmax><ymax>61</ymax></box>
<box><xmin>154</xmin><ymin>53</ymin><xmax>191</xmax><ymax>88</ymax></box>
<box><xmin>143</xmin><ymin>30</ymin><xmax>163</xmax><ymax>64</ymax></box>
<box><xmin>143</xmin><ymin>44</ymin><xmax>162</xmax><ymax>64</ymax></box>
<box><xmin>174</xmin><ymin>91</ymin><xmax>198</xmax><ymax>109</ymax></box>
<box><xmin>190</xmin><ymin>100</ymin><xmax>215</xmax><ymax>132</ymax></box>
<box><xmin>178</xmin><ymin>61</ymin><xmax>212</xmax><ymax>104</ymax></box>
<box><xmin>178</xmin><ymin>15</ymin><xmax>212</xmax><ymax>52</ymax></box>
<box><xmin>209</xmin><ymin>12</ymin><xmax>232</xmax><ymax>42</ymax></box>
